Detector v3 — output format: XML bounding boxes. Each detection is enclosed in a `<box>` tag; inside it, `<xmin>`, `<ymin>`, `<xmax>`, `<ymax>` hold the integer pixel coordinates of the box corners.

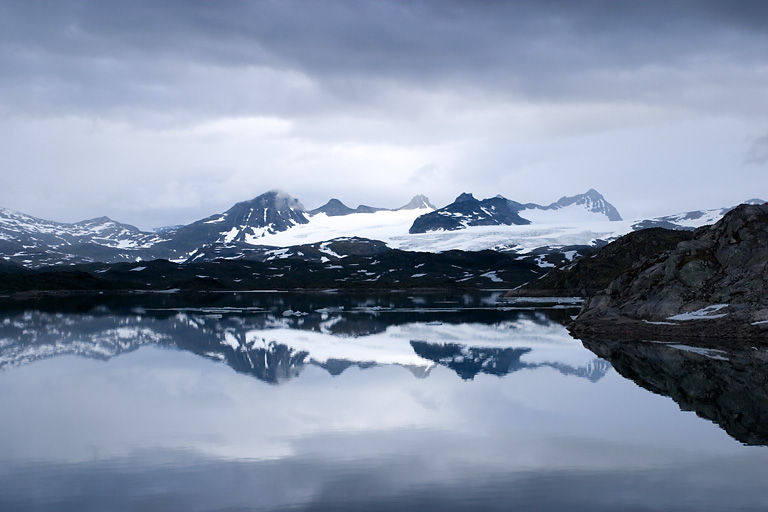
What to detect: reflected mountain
<box><xmin>0</xmin><ymin>293</ymin><xmax>606</xmax><ymax>384</ymax></box>
<box><xmin>581</xmin><ymin>337</ymin><xmax>768</xmax><ymax>446</ymax></box>
<box><xmin>410</xmin><ymin>341</ymin><xmax>611</xmax><ymax>381</ymax></box>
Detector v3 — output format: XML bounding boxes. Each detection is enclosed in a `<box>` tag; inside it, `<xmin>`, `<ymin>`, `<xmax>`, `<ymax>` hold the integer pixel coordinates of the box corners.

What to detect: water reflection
<box><xmin>1</xmin><ymin>293</ymin><xmax>768</xmax><ymax>511</ymax></box>
<box><xmin>0</xmin><ymin>292</ymin><xmax>602</xmax><ymax>384</ymax></box>
<box><xmin>580</xmin><ymin>336</ymin><xmax>768</xmax><ymax>446</ymax></box>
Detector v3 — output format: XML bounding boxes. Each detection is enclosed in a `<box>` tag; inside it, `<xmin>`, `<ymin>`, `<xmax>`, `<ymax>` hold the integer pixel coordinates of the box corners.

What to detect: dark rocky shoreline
<box><xmin>557</xmin><ymin>203</ymin><xmax>768</xmax><ymax>342</ymax></box>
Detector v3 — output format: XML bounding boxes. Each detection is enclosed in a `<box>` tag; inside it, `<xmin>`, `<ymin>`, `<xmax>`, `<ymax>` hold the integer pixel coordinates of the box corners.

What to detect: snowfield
<box><xmin>256</xmin><ymin>208</ymin><xmax>433</xmax><ymax>247</ymax></box>
<box><xmin>252</xmin><ymin>206</ymin><xmax>637</xmax><ymax>254</ymax></box>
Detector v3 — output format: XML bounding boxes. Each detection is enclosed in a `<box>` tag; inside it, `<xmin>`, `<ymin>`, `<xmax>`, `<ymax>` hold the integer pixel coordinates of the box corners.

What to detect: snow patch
<box><xmin>480</xmin><ymin>271</ymin><xmax>503</xmax><ymax>283</ymax></box>
<box><xmin>667</xmin><ymin>304</ymin><xmax>728</xmax><ymax>321</ymax></box>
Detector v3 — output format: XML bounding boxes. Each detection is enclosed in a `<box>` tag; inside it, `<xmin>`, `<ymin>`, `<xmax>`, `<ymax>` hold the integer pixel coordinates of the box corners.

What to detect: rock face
<box><xmin>573</xmin><ymin>203</ymin><xmax>768</xmax><ymax>339</ymax></box>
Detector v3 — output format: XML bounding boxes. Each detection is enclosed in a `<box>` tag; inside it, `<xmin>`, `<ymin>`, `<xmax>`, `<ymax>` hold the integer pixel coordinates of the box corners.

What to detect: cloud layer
<box><xmin>1</xmin><ymin>0</ymin><xmax>766</xmax><ymax>228</ymax></box>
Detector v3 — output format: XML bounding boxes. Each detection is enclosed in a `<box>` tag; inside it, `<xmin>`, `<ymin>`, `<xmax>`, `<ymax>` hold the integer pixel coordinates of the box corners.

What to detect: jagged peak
<box><xmin>551</xmin><ymin>189</ymin><xmax>622</xmax><ymax>221</ymax></box>
<box><xmin>399</xmin><ymin>194</ymin><xmax>435</xmax><ymax>210</ymax></box>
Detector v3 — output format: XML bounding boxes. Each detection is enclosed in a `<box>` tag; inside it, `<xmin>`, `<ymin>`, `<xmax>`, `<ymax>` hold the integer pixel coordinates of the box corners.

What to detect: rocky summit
<box><xmin>571</xmin><ymin>203</ymin><xmax>768</xmax><ymax>340</ymax></box>
<box><xmin>408</xmin><ymin>193</ymin><xmax>531</xmax><ymax>233</ymax></box>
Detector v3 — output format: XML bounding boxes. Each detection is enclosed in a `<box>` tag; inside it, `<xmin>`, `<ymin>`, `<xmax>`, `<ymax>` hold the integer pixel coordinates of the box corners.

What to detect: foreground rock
<box><xmin>571</xmin><ymin>203</ymin><xmax>768</xmax><ymax>340</ymax></box>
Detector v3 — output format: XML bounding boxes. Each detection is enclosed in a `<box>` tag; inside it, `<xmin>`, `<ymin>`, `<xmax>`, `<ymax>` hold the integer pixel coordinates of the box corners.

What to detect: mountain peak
<box><xmin>237</xmin><ymin>189</ymin><xmax>306</xmax><ymax>212</ymax></box>
<box><xmin>309</xmin><ymin>198</ymin><xmax>356</xmax><ymax>217</ymax></box>
<box><xmin>584</xmin><ymin>188</ymin><xmax>602</xmax><ymax>198</ymax></box>
<box><xmin>551</xmin><ymin>189</ymin><xmax>622</xmax><ymax>221</ymax></box>
<box><xmin>409</xmin><ymin>193</ymin><xmax>530</xmax><ymax>233</ymax></box>
<box><xmin>399</xmin><ymin>195</ymin><xmax>435</xmax><ymax>210</ymax></box>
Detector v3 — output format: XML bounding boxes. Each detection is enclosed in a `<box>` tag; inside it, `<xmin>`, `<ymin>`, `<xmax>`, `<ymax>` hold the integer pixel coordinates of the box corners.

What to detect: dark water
<box><xmin>0</xmin><ymin>292</ymin><xmax>767</xmax><ymax>511</ymax></box>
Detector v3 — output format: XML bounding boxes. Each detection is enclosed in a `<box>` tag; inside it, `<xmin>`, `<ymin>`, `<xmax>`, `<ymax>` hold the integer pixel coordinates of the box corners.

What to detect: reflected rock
<box><xmin>580</xmin><ymin>337</ymin><xmax>768</xmax><ymax>446</ymax></box>
<box><xmin>223</xmin><ymin>343</ymin><xmax>309</xmax><ymax>384</ymax></box>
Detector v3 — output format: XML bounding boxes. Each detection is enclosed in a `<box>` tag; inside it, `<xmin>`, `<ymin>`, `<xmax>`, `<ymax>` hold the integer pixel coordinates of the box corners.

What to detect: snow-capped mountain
<box><xmin>631</xmin><ymin>198</ymin><xmax>767</xmax><ymax>231</ymax></box>
<box><xmin>0</xmin><ymin>207</ymin><xmax>168</xmax><ymax>266</ymax></box>
<box><xmin>169</xmin><ymin>189</ymin><xmax>309</xmax><ymax>247</ymax></box>
<box><xmin>0</xmin><ymin>208</ymin><xmax>163</xmax><ymax>250</ymax></box>
<box><xmin>409</xmin><ymin>193</ymin><xmax>531</xmax><ymax>233</ymax></box>
<box><xmin>408</xmin><ymin>189</ymin><xmax>621</xmax><ymax>234</ymax></box>
<box><xmin>0</xmin><ymin>188</ymin><xmax>762</xmax><ymax>270</ymax></box>
<box><xmin>517</xmin><ymin>188</ymin><xmax>623</xmax><ymax>223</ymax></box>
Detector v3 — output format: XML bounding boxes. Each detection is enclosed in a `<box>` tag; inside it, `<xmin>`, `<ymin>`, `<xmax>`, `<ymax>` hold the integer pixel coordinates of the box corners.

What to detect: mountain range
<box><xmin>0</xmin><ymin>188</ymin><xmax>762</xmax><ymax>273</ymax></box>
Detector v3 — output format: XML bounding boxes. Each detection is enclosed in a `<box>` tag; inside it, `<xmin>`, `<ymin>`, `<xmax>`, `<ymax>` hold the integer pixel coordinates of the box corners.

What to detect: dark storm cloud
<box><xmin>2</xmin><ymin>0</ymin><xmax>766</xmax><ymax>121</ymax></box>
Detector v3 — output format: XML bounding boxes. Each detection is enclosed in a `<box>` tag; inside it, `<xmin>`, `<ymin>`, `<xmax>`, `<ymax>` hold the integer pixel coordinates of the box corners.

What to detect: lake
<box><xmin>1</xmin><ymin>291</ymin><xmax>767</xmax><ymax>511</ymax></box>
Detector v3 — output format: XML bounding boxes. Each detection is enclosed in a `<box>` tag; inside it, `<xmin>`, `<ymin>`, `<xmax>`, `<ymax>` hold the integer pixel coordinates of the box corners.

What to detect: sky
<box><xmin>1</xmin><ymin>0</ymin><xmax>766</xmax><ymax>230</ymax></box>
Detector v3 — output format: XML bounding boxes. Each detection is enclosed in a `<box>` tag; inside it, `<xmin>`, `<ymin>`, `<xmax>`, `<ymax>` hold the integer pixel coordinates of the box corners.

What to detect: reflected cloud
<box><xmin>1</xmin><ymin>294</ymin><xmax>765</xmax><ymax>511</ymax></box>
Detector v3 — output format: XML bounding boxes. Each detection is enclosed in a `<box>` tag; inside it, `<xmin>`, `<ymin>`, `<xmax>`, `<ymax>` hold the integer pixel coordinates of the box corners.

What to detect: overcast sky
<box><xmin>1</xmin><ymin>0</ymin><xmax>766</xmax><ymax>230</ymax></box>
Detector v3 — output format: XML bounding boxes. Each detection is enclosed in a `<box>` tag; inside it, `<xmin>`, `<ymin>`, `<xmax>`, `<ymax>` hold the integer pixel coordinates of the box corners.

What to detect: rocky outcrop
<box><xmin>571</xmin><ymin>203</ymin><xmax>768</xmax><ymax>340</ymax></box>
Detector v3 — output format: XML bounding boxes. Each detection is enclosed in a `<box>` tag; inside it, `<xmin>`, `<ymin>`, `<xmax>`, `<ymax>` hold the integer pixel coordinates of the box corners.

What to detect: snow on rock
<box><xmin>667</xmin><ymin>304</ymin><xmax>729</xmax><ymax>321</ymax></box>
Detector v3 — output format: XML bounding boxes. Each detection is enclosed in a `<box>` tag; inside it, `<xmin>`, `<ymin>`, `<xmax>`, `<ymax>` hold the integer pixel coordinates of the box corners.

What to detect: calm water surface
<box><xmin>0</xmin><ymin>292</ymin><xmax>766</xmax><ymax>511</ymax></box>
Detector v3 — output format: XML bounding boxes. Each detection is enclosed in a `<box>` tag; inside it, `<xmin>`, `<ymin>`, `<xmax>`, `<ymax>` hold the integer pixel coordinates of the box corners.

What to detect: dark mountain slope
<box><xmin>509</xmin><ymin>228</ymin><xmax>694</xmax><ymax>297</ymax></box>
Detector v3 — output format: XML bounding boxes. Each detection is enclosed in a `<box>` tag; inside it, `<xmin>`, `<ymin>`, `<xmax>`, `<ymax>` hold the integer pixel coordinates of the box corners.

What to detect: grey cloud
<box><xmin>2</xmin><ymin>0</ymin><xmax>767</xmax><ymax>122</ymax></box>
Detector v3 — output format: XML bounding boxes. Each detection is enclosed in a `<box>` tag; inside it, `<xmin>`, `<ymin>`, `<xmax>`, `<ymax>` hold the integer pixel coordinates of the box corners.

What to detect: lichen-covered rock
<box><xmin>572</xmin><ymin>203</ymin><xmax>768</xmax><ymax>339</ymax></box>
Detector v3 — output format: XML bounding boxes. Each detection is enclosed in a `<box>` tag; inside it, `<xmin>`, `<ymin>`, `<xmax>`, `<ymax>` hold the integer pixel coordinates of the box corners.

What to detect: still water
<box><xmin>0</xmin><ymin>291</ymin><xmax>767</xmax><ymax>511</ymax></box>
